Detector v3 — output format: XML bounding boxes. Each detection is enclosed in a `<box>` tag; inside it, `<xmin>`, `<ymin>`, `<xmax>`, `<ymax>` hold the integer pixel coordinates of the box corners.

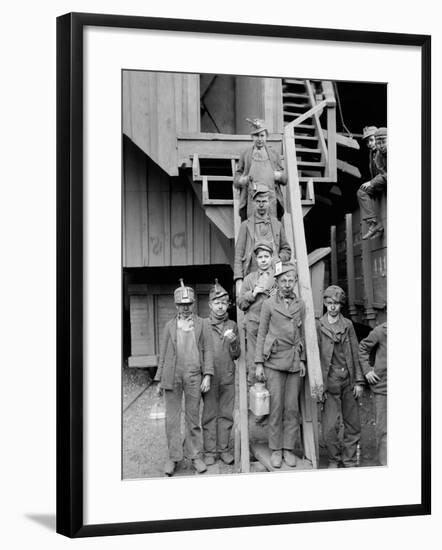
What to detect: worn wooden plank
<box><xmin>337</xmin><ymin>159</ymin><xmax>361</xmax><ymax>179</ymax></box>
<box><xmin>128</xmin><ymin>355</ymin><xmax>159</xmax><ymax>368</ymax></box>
<box><xmin>323</xmin><ymin>130</ymin><xmax>360</xmax><ymax>150</ymax></box>
<box><xmin>330</xmin><ymin>226</ymin><xmax>338</xmax><ymax>284</ymax></box>
<box><xmin>124</xmin><ymin>140</ymin><xmax>147</xmax><ymax>267</ymax></box>
<box><xmin>147</xmin><ymin>162</ymin><xmax>167</xmax><ymax>266</ymax></box>
<box><xmin>263</xmin><ymin>78</ymin><xmax>284</xmax><ymax>134</ymax></box>
<box><xmin>345</xmin><ymin>214</ymin><xmax>358</xmax><ymax>319</ymax></box>
<box><xmin>122</xmin><ymin>71</ymin><xmax>132</xmax><ymax>138</ymax></box>
<box><xmin>170</xmin><ymin>182</ymin><xmax>188</xmax><ymax>266</ymax></box>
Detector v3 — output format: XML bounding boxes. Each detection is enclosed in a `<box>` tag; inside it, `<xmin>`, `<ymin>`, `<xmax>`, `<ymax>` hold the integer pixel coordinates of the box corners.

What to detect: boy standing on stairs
<box><xmin>234</xmin><ymin>118</ymin><xmax>287</xmax><ymax>221</ymax></box>
<box><xmin>234</xmin><ymin>185</ymin><xmax>291</xmax><ymax>296</ymax></box>
<box><xmin>316</xmin><ymin>286</ymin><xmax>365</xmax><ymax>468</ymax></box>
<box><xmin>202</xmin><ymin>280</ymin><xmax>241</xmax><ymax>466</ymax></box>
<box><xmin>154</xmin><ymin>280</ymin><xmax>213</xmax><ymax>476</ymax></box>
<box><xmin>238</xmin><ymin>241</ymin><xmax>276</xmax><ymax>386</ymax></box>
<box><xmin>254</xmin><ymin>262</ymin><xmax>306</xmax><ymax>469</ymax></box>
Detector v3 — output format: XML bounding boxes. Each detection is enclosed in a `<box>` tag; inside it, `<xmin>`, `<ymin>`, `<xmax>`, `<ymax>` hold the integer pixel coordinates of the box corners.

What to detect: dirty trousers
<box><xmin>246</xmin><ymin>320</ymin><xmax>259</xmax><ymax>386</ymax></box>
<box><xmin>357</xmin><ymin>186</ymin><xmax>380</xmax><ymax>221</ymax></box>
<box><xmin>374</xmin><ymin>393</ymin><xmax>387</xmax><ymax>466</ymax></box>
<box><xmin>265</xmin><ymin>368</ymin><xmax>302</xmax><ymax>451</ymax></box>
<box><xmin>322</xmin><ymin>380</ymin><xmax>361</xmax><ymax>466</ymax></box>
<box><xmin>202</xmin><ymin>379</ymin><xmax>235</xmax><ymax>456</ymax></box>
<box><xmin>164</xmin><ymin>363</ymin><xmax>202</xmax><ymax>462</ymax></box>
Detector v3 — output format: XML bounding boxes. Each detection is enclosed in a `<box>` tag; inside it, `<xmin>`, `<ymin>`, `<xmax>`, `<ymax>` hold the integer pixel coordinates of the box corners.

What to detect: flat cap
<box><xmin>253</xmin><ymin>241</ymin><xmax>273</xmax><ymax>255</ymax></box>
<box><xmin>323</xmin><ymin>285</ymin><xmax>346</xmax><ymax>304</ymax></box>
<box><xmin>274</xmin><ymin>261</ymin><xmax>297</xmax><ymax>278</ymax></box>
<box><xmin>246</xmin><ymin>117</ymin><xmax>268</xmax><ymax>135</ymax></box>
<box><xmin>252</xmin><ymin>184</ymin><xmax>270</xmax><ymax>200</ymax></box>
<box><xmin>375</xmin><ymin>127</ymin><xmax>387</xmax><ymax>137</ymax></box>
<box><xmin>362</xmin><ymin>126</ymin><xmax>378</xmax><ymax>140</ymax></box>
<box><xmin>174</xmin><ymin>279</ymin><xmax>195</xmax><ymax>304</ymax></box>
<box><xmin>209</xmin><ymin>279</ymin><xmax>229</xmax><ymax>301</ymax></box>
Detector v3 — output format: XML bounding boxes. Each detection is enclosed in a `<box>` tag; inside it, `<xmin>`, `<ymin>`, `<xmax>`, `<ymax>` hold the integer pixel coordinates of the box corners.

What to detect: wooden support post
<box><xmin>361</xmin><ymin>235</ymin><xmax>377</xmax><ymax>326</ymax></box>
<box><xmin>322</xmin><ymin>81</ymin><xmax>337</xmax><ymax>181</ymax></box>
<box><xmin>232</xmin><ymin>185</ymin><xmax>250</xmax><ymax>473</ymax></box>
<box><xmin>330</xmin><ymin>225</ymin><xmax>338</xmax><ymax>285</ymax></box>
<box><xmin>345</xmin><ymin>214</ymin><xmax>358</xmax><ymax>320</ymax></box>
<box><xmin>283</xmin><ymin>125</ymin><xmax>323</xmax><ymax>468</ymax></box>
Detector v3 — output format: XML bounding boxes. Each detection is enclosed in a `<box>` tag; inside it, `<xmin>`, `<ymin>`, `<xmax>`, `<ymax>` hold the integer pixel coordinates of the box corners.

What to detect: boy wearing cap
<box><xmin>316</xmin><ymin>286</ymin><xmax>365</xmax><ymax>468</ymax></box>
<box><xmin>254</xmin><ymin>262</ymin><xmax>306</xmax><ymax>469</ymax></box>
<box><xmin>359</xmin><ymin>322</ymin><xmax>387</xmax><ymax>465</ymax></box>
<box><xmin>361</xmin><ymin>125</ymin><xmax>378</xmax><ymax>178</ymax></box>
<box><xmin>234</xmin><ymin>186</ymin><xmax>291</xmax><ymax>292</ymax></box>
<box><xmin>155</xmin><ymin>280</ymin><xmax>214</xmax><ymax>476</ymax></box>
<box><xmin>202</xmin><ymin>280</ymin><xmax>241</xmax><ymax>466</ymax></box>
<box><xmin>238</xmin><ymin>241</ymin><xmax>276</xmax><ymax>386</ymax></box>
<box><xmin>234</xmin><ymin>118</ymin><xmax>287</xmax><ymax>220</ymax></box>
<box><xmin>357</xmin><ymin>127</ymin><xmax>388</xmax><ymax>240</ymax></box>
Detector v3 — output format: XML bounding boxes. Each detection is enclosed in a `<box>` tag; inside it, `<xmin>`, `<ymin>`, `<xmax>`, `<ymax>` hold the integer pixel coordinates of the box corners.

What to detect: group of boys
<box><xmin>153</xmin><ymin>119</ymin><xmax>387</xmax><ymax>476</ymax></box>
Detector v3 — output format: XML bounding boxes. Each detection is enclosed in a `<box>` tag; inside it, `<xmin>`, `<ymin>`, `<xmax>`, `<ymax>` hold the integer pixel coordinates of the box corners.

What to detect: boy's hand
<box><xmin>253</xmin><ymin>285</ymin><xmax>265</xmax><ymax>297</ymax></box>
<box><xmin>223</xmin><ymin>328</ymin><xmax>236</xmax><ymax>342</ymax></box>
<box><xmin>365</xmin><ymin>370</ymin><xmax>380</xmax><ymax>384</ymax></box>
<box><xmin>200</xmin><ymin>375</ymin><xmax>211</xmax><ymax>393</ymax></box>
<box><xmin>353</xmin><ymin>384</ymin><xmax>363</xmax><ymax>399</ymax></box>
<box><xmin>255</xmin><ymin>364</ymin><xmax>266</xmax><ymax>382</ymax></box>
<box><xmin>238</xmin><ymin>175</ymin><xmax>248</xmax><ymax>186</ymax></box>
<box><xmin>361</xmin><ymin>181</ymin><xmax>372</xmax><ymax>190</ymax></box>
<box><xmin>274</xmin><ymin>170</ymin><xmax>282</xmax><ymax>181</ymax></box>
<box><xmin>299</xmin><ymin>361</ymin><xmax>306</xmax><ymax>377</ymax></box>
<box><xmin>155</xmin><ymin>383</ymin><xmax>163</xmax><ymax>397</ymax></box>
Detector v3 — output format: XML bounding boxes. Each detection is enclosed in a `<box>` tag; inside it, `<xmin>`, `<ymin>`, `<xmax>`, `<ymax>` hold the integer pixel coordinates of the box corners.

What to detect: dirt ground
<box><xmin>122</xmin><ymin>367</ymin><xmax>378</xmax><ymax>479</ymax></box>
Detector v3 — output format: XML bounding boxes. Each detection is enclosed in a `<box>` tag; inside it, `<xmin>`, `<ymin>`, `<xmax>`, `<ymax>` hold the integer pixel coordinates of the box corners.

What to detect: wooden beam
<box><xmin>345</xmin><ymin>214</ymin><xmax>358</xmax><ymax>320</ymax></box>
<box><xmin>284</xmin><ymin>127</ymin><xmax>324</xmax><ymax>400</ymax></box>
<box><xmin>330</xmin><ymin>225</ymin><xmax>338</xmax><ymax>285</ymax></box>
<box><xmin>361</xmin><ymin>226</ymin><xmax>377</xmax><ymax>325</ymax></box>
<box><xmin>323</xmin><ymin>130</ymin><xmax>360</xmax><ymax>150</ymax></box>
<box><xmin>337</xmin><ymin>159</ymin><xmax>361</xmax><ymax>179</ymax></box>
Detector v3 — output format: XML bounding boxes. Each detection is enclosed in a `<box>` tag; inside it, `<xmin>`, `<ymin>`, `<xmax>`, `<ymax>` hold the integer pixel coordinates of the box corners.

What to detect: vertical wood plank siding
<box><xmin>122</xmin><ymin>71</ymin><xmax>200</xmax><ymax>176</ymax></box>
<box><xmin>123</xmin><ymin>141</ymin><xmax>231</xmax><ymax>268</ymax></box>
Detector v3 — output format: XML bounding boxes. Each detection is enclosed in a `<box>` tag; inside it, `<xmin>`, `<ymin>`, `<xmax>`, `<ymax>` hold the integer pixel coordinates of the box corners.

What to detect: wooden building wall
<box><xmin>123</xmin><ymin>138</ymin><xmax>233</xmax><ymax>268</ymax></box>
<box><xmin>122</xmin><ymin>71</ymin><xmax>200</xmax><ymax>176</ymax></box>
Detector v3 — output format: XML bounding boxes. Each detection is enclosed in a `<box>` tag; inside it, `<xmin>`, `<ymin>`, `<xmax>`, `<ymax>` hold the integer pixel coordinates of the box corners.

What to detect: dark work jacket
<box><xmin>233</xmin><ymin>217</ymin><xmax>291</xmax><ymax>280</ymax></box>
<box><xmin>370</xmin><ymin>149</ymin><xmax>387</xmax><ymax>191</ymax></box>
<box><xmin>208</xmin><ymin>317</ymin><xmax>241</xmax><ymax>386</ymax></box>
<box><xmin>237</xmin><ymin>269</ymin><xmax>276</xmax><ymax>323</ymax></box>
<box><xmin>155</xmin><ymin>315</ymin><xmax>214</xmax><ymax>390</ymax></box>
<box><xmin>255</xmin><ymin>292</ymin><xmax>306</xmax><ymax>372</ymax></box>
<box><xmin>316</xmin><ymin>314</ymin><xmax>364</xmax><ymax>391</ymax></box>
<box><xmin>233</xmin><ymin>144</ymin><xmax>287</xmax><ymax>217</ymax></box>
<box><xmin>358</xmin><ymin>322</ymin><xmax>387</xmax><ymax>395</ymax></box>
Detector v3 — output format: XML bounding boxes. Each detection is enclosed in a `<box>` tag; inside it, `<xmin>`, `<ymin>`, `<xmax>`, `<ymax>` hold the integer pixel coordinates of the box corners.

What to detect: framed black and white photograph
<box><xmin>56</xmin><ymin>12</ymin><xmax>431</xmax><ymax>537</ymax></box>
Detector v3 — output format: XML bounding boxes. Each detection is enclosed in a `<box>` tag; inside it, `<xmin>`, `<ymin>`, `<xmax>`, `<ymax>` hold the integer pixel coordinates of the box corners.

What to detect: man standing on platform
<box><xmin>234</xmin><ymin>118</ymin><xmax>287</xmax><ymax>221</ymax></box>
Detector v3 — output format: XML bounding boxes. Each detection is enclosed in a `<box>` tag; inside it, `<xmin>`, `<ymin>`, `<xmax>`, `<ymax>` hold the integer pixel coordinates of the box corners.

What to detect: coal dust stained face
<box><xmin>324</xmin><ymin>298</ymin><xmax>342</xmax><ymax>318</ymax></box>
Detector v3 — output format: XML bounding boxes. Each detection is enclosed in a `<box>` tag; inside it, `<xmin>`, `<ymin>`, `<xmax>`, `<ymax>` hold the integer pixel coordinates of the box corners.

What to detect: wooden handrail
<box><xmin>283</xmin><ymin>127</ymin><xmax>324</xmax><ymax>400</ymax></box>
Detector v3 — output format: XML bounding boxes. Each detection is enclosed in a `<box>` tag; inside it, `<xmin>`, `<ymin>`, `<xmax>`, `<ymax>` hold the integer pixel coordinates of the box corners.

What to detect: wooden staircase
<box><xmin>182</xmin><ymin>79</ymin><xmax>359</xmax><ymax>472</ymax></box>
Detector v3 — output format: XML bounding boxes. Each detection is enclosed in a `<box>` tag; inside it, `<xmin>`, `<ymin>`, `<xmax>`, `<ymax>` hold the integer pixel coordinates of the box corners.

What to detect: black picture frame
<box><xmin>56</xmin><ymin>12</ymin><xmax>431</xmax><ymax>538</ymax></box>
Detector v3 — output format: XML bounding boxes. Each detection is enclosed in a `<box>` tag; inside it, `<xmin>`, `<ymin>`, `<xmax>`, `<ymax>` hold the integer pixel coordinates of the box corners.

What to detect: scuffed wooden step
<box><xmin>283</xmin><ymin>78</ymin><xmax>306</xmax><ymax>86</ymax></box>
<box><xmin>283</xmin><ymin>102</ymin><xmax>310</xmax><ymax>109</ymax></box>
<box><xmin>283</xmin><ymin>92</ymin><xmax>309</xmax><ymax>99</ymax></box>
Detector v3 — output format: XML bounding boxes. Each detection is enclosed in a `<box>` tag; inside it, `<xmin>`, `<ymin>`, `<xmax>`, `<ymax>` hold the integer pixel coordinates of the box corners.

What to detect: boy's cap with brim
<box><xmin>362</xmin><ymin>125</ymin><xmax>378</xmax><ymax>140</ymax></box>
<box><xmin>323</xmin><ymin>285</ymin><xmax>346</xmax><ymax>304</ymax></box>
<box><xmin>209</xmin><ymin>279</ymin><xmax>229</xmax><ymax>301</ymax></box>
<box><xmin>246</xmin><ymin>117</ymin><xmax>268</xmax><ymax>135</ymax></box>
<box><xmin>253</xmin><ymin>241</ymin><xmax>273</xmax><ymax>254</ymax></box>
<box><xmin>174</xmin><ymin>279</ymin><xmax>195</xmax><ymax>304</ymax></box>
<box><xmin>375</xmin><ymin>127</ymin><xmax>387</xmax><ymax>137</ymax></box>
<box><xmin>252</xmin><ymin>184</ymin><xmax>270</xmax><ymax>200</ymax></box>
<box><xmin>274</xmin><ymin>261</ymin><xmax>297</xmax><ymax>278</ymax></box>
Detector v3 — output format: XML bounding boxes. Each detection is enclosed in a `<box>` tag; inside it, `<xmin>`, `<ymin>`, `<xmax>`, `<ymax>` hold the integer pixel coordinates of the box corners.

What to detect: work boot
<box><xmin>220</xmin><ymin>451</ymin><xmax>234</xmax><ymax>465</ymax></box>
<box><xmin>283</xmin><ymin>449</ymin><xmax>297</xmax><ymax>468</ymax></box>
<box><xmin>362</xmin><ymin>220</ymin><xmax>384</xmax><ymax>240</ymax></box>
<box><xmin>192</xmin><ymin>457</ymin><xmax>207</xmax><ymax>474</ymax></box>
<box><xmin>270</xmin><ymin>450</ymin><xmax>282</xmax><ymax>468</ymax></box>
<box><xmin>328</xmin><ymin>461</ymin><xmax>339</xmax><ymax>469</ymax></box>
<box><xmin>164</xmin><ymin>459</ymin><xmax>176</xmax><ymax>476</ymax></box>
<box><xmin>204</xmin><ymin>454</ymin><xmax>216</xmax><ymax>466</ymax></box>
